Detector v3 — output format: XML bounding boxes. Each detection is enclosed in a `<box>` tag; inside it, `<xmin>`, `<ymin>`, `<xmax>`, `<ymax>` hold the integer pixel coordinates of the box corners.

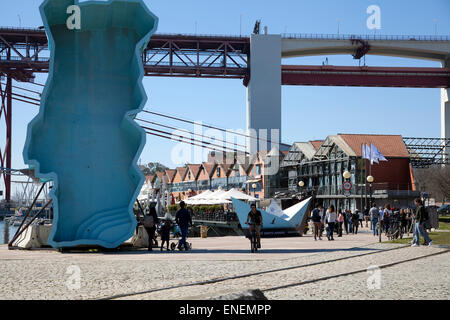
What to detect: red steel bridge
<box><xmin>1</xmin><ymin>27</ymin><xmax>450</xmax><ymax>201</ymax></box>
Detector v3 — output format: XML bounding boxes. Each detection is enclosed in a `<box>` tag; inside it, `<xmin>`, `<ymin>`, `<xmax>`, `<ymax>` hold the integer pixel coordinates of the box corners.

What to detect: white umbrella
<box><xmin>221</xmin><ymin>188</ymin><xmax>257</xmax><ymax>201</ymax></box>
<box><xmin>191</xmin><ymin>190</ymin><xmax>214</xmax><ymax>200</ymax></box>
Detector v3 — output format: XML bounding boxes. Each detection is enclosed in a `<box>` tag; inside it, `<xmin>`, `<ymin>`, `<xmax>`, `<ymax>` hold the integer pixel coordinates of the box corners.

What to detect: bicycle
<box><xmin>246</xmin><ymin>222</ymin><xmax>259</xmax><ymax>253</ymax></box>
<box><xmin>386</xmin><ymin>213</ymin><xmax>403</xmax><ymax>240</ymax></box>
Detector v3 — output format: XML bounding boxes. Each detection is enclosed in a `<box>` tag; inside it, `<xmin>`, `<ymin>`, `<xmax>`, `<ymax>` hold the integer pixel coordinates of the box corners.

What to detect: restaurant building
<box><xmin>280</xmin><ymin>134</ymin><xmax>420</xmax><ymax>210</ymax></box>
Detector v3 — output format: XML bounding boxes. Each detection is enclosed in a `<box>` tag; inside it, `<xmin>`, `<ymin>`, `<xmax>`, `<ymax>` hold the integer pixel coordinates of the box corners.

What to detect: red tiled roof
<box><xmin>338</xmin><ymin>134</ymin><xmax>409</xmax><ymax>158</ymax></box>
<box><xmin>176</xmin><ymin>167</ymin><xmax>188</xmax><ymax>180</ymax></box>
<box><xmin>218</xmin><ymin>162</ymin><xmax>234</xmax><ymax>174</ymax></box>
<box><xmin>165</xmin><ymin>169</ymin><xmax>177</xmax><ymax>182</ymax></box>
<box><xmin>187</xmin><ymin>164</ymin><xmax>201</xmax><ymax>179</ymax></box>
<box><xmin>310</xmin><ymin>140</ymin><xmax>324</xmax><ymax>150</ymax></box>
<box><xmin>146</xmin><ymin>175</ymin><xmax>155</xmax><ymax>183</ymax></box>
<box><xmin>202</xmin><ymin>162</ymin><xmax>216</xmax><ymax>177</ymax></box>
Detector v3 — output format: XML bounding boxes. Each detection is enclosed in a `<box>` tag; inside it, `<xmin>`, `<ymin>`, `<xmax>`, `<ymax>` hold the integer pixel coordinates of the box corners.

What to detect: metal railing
<box><xmin>282</xmin><ymin>33</ymin><xmax>450</xmax><ymax>41</ymax></box>
<box><xmin>0</xmin><ymin>56</ymin><xmax>49</xmax><ymax>62</ymax></box>
<box><xmin>145</xmin><ymin>61</ymin><xmax>247</xmax><ymax>69</ymax></box>
<box><xmin>159</xmin><ymin>211</ymin><xmax>238</xmax><ymax>223</ymax></box>
<box><xmin>153</xmin><ymin>32</ymin><xmax>250</xmax><ymax>40</ymax></box>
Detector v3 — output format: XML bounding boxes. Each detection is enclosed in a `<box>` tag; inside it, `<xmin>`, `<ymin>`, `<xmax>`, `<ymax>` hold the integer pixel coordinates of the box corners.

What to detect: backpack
<box><xmin>312</xmin><ymin>208</ymin><xmax>321</xmax><ymax>221</ymax></box>
<box><xmin>143</xmin><ymin>215</ymin><xmax>154</xmax><ymax>228</ymax></box>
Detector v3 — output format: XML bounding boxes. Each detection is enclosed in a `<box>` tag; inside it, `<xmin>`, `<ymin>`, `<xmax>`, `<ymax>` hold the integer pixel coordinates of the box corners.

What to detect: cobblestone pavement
<box><xmin>0</xmin><ymin>231</ymin><xmax>448</xmax><ymax>300</ymax></box>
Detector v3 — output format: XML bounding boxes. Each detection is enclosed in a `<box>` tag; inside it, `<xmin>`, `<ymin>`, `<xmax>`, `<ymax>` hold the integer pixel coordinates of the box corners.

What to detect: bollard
<box><xmin>200</xmin><ymin>225</ymin><xmax>208</xmax><ymax>238</ymax></box>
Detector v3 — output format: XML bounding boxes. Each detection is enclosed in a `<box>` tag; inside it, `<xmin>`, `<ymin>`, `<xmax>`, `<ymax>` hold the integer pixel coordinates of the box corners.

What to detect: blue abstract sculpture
<box><xmin>23</xmin><ymin>0</ymin><xmax>158</xmax><ymax>248</ymax></box>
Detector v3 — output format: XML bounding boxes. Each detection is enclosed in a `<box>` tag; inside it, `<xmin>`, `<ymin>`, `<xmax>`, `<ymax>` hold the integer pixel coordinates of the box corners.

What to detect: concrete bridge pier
<box><xmin>246</xmin><ymin>34</ymin><xmax>282</xmax><ymax>154</ymax></box>
<box><xmin>442</xmin><ymin>57</ymin><xmax>450</xmax><ymax>162</ymax></box>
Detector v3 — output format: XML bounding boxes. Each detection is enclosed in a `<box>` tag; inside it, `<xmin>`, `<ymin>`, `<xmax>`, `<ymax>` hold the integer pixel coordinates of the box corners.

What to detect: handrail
<box><xmin>282</xmin><ymin>33</ymin><xmax>450</xmax><ymax>41</ymax></box>
<box><xmin>0</xmin><ymin>27</ymin><xmax>448</xmax><ymax>42</ymax></box>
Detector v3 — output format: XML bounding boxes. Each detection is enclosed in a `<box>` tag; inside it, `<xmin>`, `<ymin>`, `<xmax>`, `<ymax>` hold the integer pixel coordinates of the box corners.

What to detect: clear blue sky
<box><xmin>1</xmin><ymin>0</ymin><xmax>449</xmax><ymax>198</ymax></box>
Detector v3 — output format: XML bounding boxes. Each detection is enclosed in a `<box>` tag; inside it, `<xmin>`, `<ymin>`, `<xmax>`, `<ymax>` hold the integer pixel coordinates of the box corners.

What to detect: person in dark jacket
<box><xmin>352</xmin><ymin>210</ymin><xmax>360</xmax><ymax>234</ymax></box>
<box><xmin>160</xmin><ymin>218</ymin><xmax>172</xmax><ymax>251</ymax></box>
<box><xmin>310</xmin><ymin>203</ymin><xmax>323</xmax><ymax>241</ymax></box>
<box><xmin>412</xmin><ymin>198</ymin><xmax>433</xmax><ymax>247</ymax></box>
<box><xmin>399</xmin><ymin>209</ymin><xmax>407</xmax><ymax>234</ymax></box>
<box><xmin>346</xmin><ymin>210</ymin><xmax>353</xmax><ymax>234</ymax></box>
<box><xmin>342</xmin><ymin>208</ymin><xmax>349</xmax><ymax>234</ymax></box>
<box><xmin>175</xmin><ymin>201</ymin><xmax>192</xmax><ymax>250</ymax></box>
<box><xmin>144</xmin><ymin>207</ymin><xmax>159</xmax><ymax>251</ymax></box>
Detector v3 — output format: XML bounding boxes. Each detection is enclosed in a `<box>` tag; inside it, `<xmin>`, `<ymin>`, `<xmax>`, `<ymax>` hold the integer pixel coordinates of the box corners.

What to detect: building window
<box><xmin>256</xmin><ymin>164</ymin><xmax>261</xmax><ymax>176</ymax></box>
<box><xmin>217</xmin><ymin>167</ymin><xmax>220</xmax><ymax>177</ymax></box>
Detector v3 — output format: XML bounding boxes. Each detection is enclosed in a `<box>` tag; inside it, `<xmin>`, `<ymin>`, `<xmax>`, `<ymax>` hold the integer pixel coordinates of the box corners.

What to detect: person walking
<box><xmin>411</xmin><ymin>198</ymin><xmax>433</xmax><ymax>247</ymax></box>
<box><xmin>383</xmin><ymin>204</ymin><xmax>392</xmax><ymax>234</ymax></box>
<box><xmin>379</xmin><ymin>207</ymin><xmax>384</xmax><ymax>234</ymax></box>
<box><xmin>337</xmin><ymin>209</ymin><xmax>344</xmax><ymax>237</ymax></box>
<box><xmin>319</xmin><ymin>205</ymin><xmax>326</xmax><ymax>239</ymax></box>
<box><xmin>369</xmin><ymin>202</ymin><xmax>379</xmax><ymax>236</ymax></box>
<box><xmin>325</xmin><ymin>205</ymin><xmax>337</xmax><ymax>241</ymax></box>
<box><xmin>405</xmin><ymin>208</ymin><xmax>413</xmax><ymax>235</ymax></box>
<box><xmin>358</xmin><ymin>209</ymin><xmax>364</xmax><ymax>228</ymax></box>
<box><xmin>143</xmin><ymin>206</ymin><xmax>159</xmax><ymax>252</ymax></box>
<box><xmin>352</xmin><ymin>210</ymin><xmax>360</xmax><ymax>234</ymax></box>
<box><xmin>363</xmin><ymin>207</ymin><xmax>370</xmax><ymax>228</ymax></box>
<box><xmin>311</xmin><ymin>203</ymin><xmax>323</xmax><ymax>241</ymax></box>
<box><xmin>175</xmin><ymin>201</ymin><xmax>193</xmax><ymax>250</ymax></box>
<box><xmin>343</xmin><ymin>208</ymin><xmax>349</xmax><ymax>234</ymax></box>
<box><xmin>160</xmin><ymin>215</ymin><xmax>172</xmax><ymax>251</ymax></box>
<box><xmin>399</xmin><ymin>209</ymin><xmax>407</xmax><ymax>235</ymax></box>
<box><xmin>346</xmin><ymin>210</ymin><xmax>353</xmax><ymax>234</ymax></box>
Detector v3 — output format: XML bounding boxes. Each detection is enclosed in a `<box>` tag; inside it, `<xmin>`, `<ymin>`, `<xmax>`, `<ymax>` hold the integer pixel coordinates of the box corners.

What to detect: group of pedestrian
<box><xmin>365</xmin><ymin>199</ymin><xmax>433</xmax><ymax>246</ymax></box>
<box><xmin>310</xmin><ymin>203</ymin><xmax>367</xmax><ymax>241</ymax></box>
<box><xmin>136</xmin><ymin>201</ymin><xmax>193</xmax><ymax>252</ymax></box>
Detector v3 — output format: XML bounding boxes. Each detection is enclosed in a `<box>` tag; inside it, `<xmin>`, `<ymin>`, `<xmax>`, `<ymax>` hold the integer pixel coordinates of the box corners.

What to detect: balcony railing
<box><xmin>159</xmin><ymin>211</ymin><xmax>238</xmax><ymax>223</ymax></box>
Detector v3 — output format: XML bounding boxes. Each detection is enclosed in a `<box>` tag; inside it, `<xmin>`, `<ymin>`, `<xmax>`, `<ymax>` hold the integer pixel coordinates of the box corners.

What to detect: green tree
<box><xmin>139</xmin><ymin>162</ymin><xmax>169</xmax><ymax>176</ymax></box>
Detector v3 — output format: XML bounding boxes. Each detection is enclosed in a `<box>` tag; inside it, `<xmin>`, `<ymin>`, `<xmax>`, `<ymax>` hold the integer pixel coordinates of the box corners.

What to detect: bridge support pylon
<box><xmin>246</xmin><ymin>34</ymin><xmax>282</xmax><ymax>154</ymax></box>
<box><xmin>442</xmin><ymin>57</ymin><xmax>450</xmax><ymax>163</ymax></box>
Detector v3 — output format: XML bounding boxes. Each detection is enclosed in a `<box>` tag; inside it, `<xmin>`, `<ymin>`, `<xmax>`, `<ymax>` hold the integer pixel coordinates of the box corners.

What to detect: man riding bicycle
<box><xmin>245</xmin><ymin>203</ymin><xmax>262</xmax><ymax>248</ymax></box>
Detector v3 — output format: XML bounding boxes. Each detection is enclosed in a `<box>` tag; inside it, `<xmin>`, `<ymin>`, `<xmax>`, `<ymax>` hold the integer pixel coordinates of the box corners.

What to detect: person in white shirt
<box><xmin>325</xmin><ymin>205</ymin><xmax>337</xmax><ymax>241</ymax></box>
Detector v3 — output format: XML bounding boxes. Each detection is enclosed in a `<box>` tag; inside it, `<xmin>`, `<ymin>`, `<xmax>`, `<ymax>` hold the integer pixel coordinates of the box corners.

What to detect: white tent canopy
<box><xmin>221</xmin><ymin>188</ymin><xmax>257</xmax><ymax>202</ymax></box>
<box><xmin>184</xmin><ymin>188</ymin><xmax>257</xmax><ymax>205</ymax></box>
<box><xmin>188</xmin><ymin>190</ymin><xmax>213</xmax><ymax>200</ymax></box>
<box><xmin>184</xmin><ymin>189</ymin><xmax>230</xmax><ymax>205</ymax></box>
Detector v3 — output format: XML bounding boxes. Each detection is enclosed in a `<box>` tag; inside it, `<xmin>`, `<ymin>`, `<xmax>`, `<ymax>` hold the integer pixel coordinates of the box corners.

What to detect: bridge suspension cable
<box><xmin>8</xmin><ymin>88</ymin><xmax>250</xmax><ymax>155</ymax></box>
<box><xmin>142</xmin><ymin>109</ymin><xmax>291</xmax><ymax>148</ymax></box>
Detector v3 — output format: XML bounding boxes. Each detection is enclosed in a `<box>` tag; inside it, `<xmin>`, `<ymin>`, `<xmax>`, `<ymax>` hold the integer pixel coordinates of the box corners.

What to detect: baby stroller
<box><xmin>170</xmin><ymin>223</ymin><xmax>192</xmax><ymax>251</ymax></box>
<box><xmin>157</xmin><ymin>219</ymin><xmax>192</xmax><ymax>251</ymax></box>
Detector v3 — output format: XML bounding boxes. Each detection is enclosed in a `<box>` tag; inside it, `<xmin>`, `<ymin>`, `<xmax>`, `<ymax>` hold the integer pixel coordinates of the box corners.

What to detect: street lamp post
<box><xmin>343</xmin><ymin>170</ymin><xmax>351</xmax><ymax>210</ymax></box>
<box><xmin>298</xmin><ymin>181</ymin><xmax>304</xmax><ymax>199</ymax></box>
<box><xmin>367</xmin><ymin>175</ymin><xmax>374</xmax><ymax>205</ymax></box>
<box><xmin>252</xmin><ymin>183</ymin><xmax>257</xmax><ymax>198</ymax></box>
